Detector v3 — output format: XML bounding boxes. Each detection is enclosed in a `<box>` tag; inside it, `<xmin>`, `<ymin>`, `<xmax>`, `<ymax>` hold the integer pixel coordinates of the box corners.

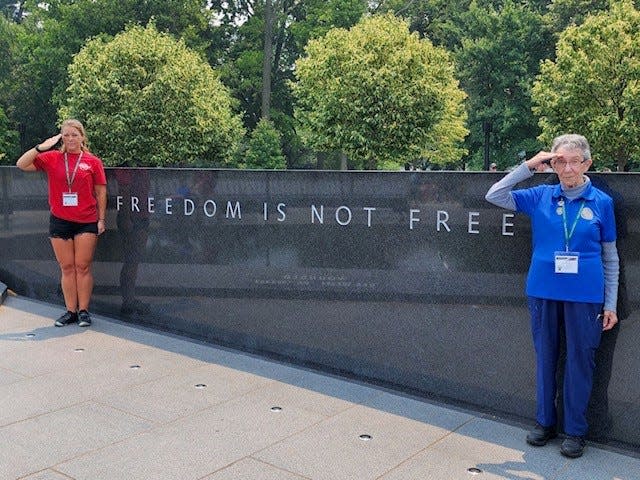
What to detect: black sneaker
<box><xmin>526</xmin><ymin>423</ymin><xmax>557</xmax><ymax>446</ymax></box>
<box><xmin>560</xmin><ymin>435</ymin><xmax>586</xmax><ymax>458</ymax></box>
<box><xmin>78</xmin><ymin>310</ymin><xmax>92</xmax><ymax>327</ymax></box>
<box><xmin>55</xmin><ymin>310</ymin><xmax>78</xmax><ymax>327</ymax></box>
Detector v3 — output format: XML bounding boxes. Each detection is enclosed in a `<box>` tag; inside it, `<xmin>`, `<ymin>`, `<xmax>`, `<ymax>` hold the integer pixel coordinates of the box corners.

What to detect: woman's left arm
<box><xmin>602</xmin><ymin>241</ymin><xmax>619</xmax><ymax>330</ymax></box>
<box><xmin>95</xmin><ymin>184</ymin><xmax>107</xmax><ymax>235</ymax></box>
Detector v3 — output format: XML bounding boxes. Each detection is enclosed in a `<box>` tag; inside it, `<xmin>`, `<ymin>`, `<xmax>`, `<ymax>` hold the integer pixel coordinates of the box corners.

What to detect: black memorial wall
<box><xmin>1</xmin><ymin>166</ymin><xmax>638</xmax><ymax>450</ymax></box>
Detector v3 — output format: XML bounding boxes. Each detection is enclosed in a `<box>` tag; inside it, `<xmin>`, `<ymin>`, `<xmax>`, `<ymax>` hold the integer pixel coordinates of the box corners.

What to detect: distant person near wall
<box><xmin>15</xmin><ymin>119</ymin><xmax>107</xmax><ymax>328</ymax></box>
<box><xmin>485</xmin><ymin>134</ymin><xmax>619</xmax><ymax>458</ymax></box>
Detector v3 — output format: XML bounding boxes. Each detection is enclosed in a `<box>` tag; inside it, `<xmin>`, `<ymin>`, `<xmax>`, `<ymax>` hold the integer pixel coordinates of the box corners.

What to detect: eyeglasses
<box><xmin>553</xmin><ymin>159</ymin><xmax>585</xmax><ymax>168</ymax></box>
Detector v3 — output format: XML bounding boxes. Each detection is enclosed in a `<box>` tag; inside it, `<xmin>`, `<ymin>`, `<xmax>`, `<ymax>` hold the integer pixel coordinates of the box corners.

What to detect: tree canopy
<box><xmin>532</xmin><ymin>0</ymin><xmax>640</xmax><ymax>171</ymax></box>
<box><xmin>2</xmin><ymin>0</ymin><xmax>639</xmax><ymax>170</ymax></box>
<box><xmin>455</xmin><ymin>0</ymin><xmax>553</xmax><ymax>170</ymax></box>
<box><xmin>244</xmin><ymin>118</ymin><xmax>286</xmax><ymax>169</ymax></box>
<box><xmin>293</xmin><ymin>14</ymin><xmax>467</xmax><ymax>170</ymax></box>
<box><xmin>59</xmin><ymin>23</ymin><xmax>245</xmax><ymax>167</ymax></box>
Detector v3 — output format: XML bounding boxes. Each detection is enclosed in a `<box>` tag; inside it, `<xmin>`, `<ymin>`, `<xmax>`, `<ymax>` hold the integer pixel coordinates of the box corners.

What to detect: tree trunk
<box><xmin>261</xmin><ymin>0</ymin><xmax>274</xmax><ymax>120</ymax></box>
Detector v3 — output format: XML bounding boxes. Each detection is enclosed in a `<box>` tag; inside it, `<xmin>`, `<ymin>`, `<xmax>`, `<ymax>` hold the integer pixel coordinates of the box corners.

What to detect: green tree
<box><xmin>545</xmin><ymin>0</ymin><xmax>609</xmax><ymax>33</ymax></box>
<box><xmin>0</xmin><ymin>16</ymin><xmax>20</xmax><ymax>162</ymax></box>
<box><xmin>373</xmin><ymin>0</ymin><xmax>470</xmax><ymax>51</ymax></box>
<box><xmin>244</xmin><ymin>118</ymin><xmax>286</xmax><ymax>169</ymax></box>
<box><xmin>8</xmin><ymin>0</ymin><xmax>213</xmax><ymax>151</ymax></box>
<box><xmin>532</xmin><ymin>0</ymin><xmax>640</xmax><ymax>171</ymax></box>
<box><xmin>59</xmin><ymin>23</ymin><xmax>245</xmax><ymax>167</ymax></box>
<box><xmin>455</xmin><ymin>0</ymin><xmax>553</xmax><ymax>170</ymax></box>
<box><xmin>209</xmin><ymin>0</ymin><xmax>367</xmax><ymax>167</ymax></box>
<box><xmin>0</xmin><ymin>106</ymin><xmax>19</xmax><ymax>164</ymax></box>
<box><xmin>292</xmin><ymin>13</ymin><xmax>467</xmax><ymax>170</ymax></box>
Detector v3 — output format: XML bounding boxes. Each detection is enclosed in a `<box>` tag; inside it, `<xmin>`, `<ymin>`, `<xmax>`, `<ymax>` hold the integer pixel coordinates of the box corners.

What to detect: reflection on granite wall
<box><xmin>1</xmin><ymin>166</ymin><xmax>639</xmax><ymax>451</ymax></box>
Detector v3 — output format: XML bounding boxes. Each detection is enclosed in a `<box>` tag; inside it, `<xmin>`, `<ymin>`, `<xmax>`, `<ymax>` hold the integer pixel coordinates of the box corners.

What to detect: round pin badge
<box><xmin>556</xmin><ymin>207</ymin><xmax>564</xmax><ymax>215</ymax></box>
<box><xmin>581</xmin><ymin>207</ymin><xmax>594</xmax><ymax>220</ymax></box>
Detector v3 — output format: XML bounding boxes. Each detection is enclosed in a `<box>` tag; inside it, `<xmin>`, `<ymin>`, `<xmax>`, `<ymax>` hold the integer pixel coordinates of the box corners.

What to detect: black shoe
<box><xmin>561</xmin><ymin>435</ymin><xmax>586</xmax><ymax>458</ymax></box>
<box><xmin>78</xmin><ymin>310</ymin><xmax>92</xmax><ymax>327</ymax></box>
<box><xmin>526</xmin><ymin>423</ymin><xmax>557</xmax><ymax>446</ymax></box>
<box><xmin>55</xmin><ymin>310</ymin><xmax>77</xmax><ymax>327</ymax></box>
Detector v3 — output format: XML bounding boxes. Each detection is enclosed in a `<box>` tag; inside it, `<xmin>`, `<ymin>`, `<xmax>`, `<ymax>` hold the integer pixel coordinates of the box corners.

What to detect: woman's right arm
<box><xmin>16</xmin><ymin>134</ymin><xmax>62</xmax><ymax>172</ymax></box>
<box><xmin>485</xmin><ymin>151</ymin><xmax>556</xmax><ymax>210</ymax></box>
<box><xmin>16</xmin><ymin>147</ymin><xmax>39</xmax><ymax>172</ymax></box>
<box><xmin>485</xmin><ymin>163</ymin><xmax>534</xmax><ymax>210</ymax></box>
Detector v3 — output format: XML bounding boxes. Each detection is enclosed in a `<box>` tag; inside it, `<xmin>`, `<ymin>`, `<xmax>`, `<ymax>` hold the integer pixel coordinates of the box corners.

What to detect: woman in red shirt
<box><xmin>16</xmin><ymin>119</ymin><xmax>107</xmax><ymax>327</ymax></box>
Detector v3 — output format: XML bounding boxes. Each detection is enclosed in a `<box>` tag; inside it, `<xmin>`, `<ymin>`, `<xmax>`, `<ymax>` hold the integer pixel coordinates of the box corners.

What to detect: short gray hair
<box><xmin>551</xmin><ymin>134</ymin><xmax>591</xmax><ymax>161</ymax></box>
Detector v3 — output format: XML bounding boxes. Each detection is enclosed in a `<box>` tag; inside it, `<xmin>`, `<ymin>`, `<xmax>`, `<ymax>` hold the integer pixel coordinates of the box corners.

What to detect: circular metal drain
<box><xmin>467</xmin><ymin>467</ymin><xmax>482</xmax><ymax>475</ymax></box>
<box><xmin>359</xmin><ymin>434</ymin><xmax>372</xmax><ymax>441</ymax></box>
<box><xmin>129</xmin><ymin>365</ymin><xmax>141</xmax><ymax>369</ymax></box>
<box><xmin>25</xmin><ymin>333</ymin><xmax>35</xmax><ymax>338</ymax></box>
<box><xmin>270</xmin><ymin>406</ymin><xmax>283</xmax><ymax>412</ymax></box>
<box><xmin>195</xmin><ymin>383</ymin><xmax>207</xmax><ymax>389</ymax></box>
<box><xmin>74</xmin><ymin>348</ymin><xmax>85</xmax><ymax>352</ymax></box>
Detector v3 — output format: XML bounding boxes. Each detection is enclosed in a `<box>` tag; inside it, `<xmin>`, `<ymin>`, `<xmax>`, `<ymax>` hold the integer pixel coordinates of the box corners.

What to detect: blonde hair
<box><xmin>60</xmin><ymin>119</ymin><xmax>89</xmax><ymax>152</ymax></box>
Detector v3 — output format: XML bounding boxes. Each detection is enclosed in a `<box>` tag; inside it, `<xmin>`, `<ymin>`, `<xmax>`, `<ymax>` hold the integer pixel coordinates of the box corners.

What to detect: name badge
<box><xmin>62</xmin><ymin>192</ymin><xmax>78</xmax><ymax>207</ymax></box>
<box><xmin>555</xmin><ymin>251</ymin><xmax>579</xmax><ymax>274</ymax></box>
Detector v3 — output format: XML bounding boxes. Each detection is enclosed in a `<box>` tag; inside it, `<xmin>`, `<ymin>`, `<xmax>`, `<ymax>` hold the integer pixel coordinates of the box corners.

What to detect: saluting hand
<box><xmin>38</xmin><ymin>133</ymin><xmax>62</xmax><ymax>151</ymax></box>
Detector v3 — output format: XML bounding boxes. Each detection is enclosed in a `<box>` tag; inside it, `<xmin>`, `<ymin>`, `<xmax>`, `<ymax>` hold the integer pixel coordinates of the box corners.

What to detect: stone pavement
<box><xmin>0</xmin><ymin>294</ymin><xmax>638</xmax><ymax>480</ymax></box>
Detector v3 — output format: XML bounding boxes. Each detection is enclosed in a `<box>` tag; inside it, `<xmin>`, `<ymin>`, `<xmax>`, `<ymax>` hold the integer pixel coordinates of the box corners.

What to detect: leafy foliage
<box><xmin>293</xmin><ymin>14</ymin><xmax>467</xmax><ymax>169</ymax></box>
<box><xmin>532</xmin><ymin>0</ymin><xmax>640</xmax><ymax>171</ymax></box>
<box><xmin>3</xmin><ymin>0</ymin><xmax>640</xmax><ymax>171</ymax></box>
<box><xmin>244</xmin><ymin>118</ymin><xmax>286</xmax><ymax>169</ymax></box>
<box><xmin>59</xmin><ymin>23</ymin><xmax>245</xmax><ymax>167</ymax></box>
<box><xmin>8</xmin><ymin>0</ymin><xmax>212</xmax><ymax>150</ymax></box>
<box><xmin>0</xmin><ymin>106</ymin><xmax>19</xmax><ymax>164</ymax></box>
<box><xmin>455</xmin><ymin>0</ymin><xmax>553</xmax><ymax>170</ymax></box>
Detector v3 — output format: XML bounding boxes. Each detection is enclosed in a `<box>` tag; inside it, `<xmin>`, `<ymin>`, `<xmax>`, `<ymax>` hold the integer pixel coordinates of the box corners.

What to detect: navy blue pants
<box><xmin>527</xmin><ymin>297</ymin><xmax>603</xmax><ymax>437</ymax></box>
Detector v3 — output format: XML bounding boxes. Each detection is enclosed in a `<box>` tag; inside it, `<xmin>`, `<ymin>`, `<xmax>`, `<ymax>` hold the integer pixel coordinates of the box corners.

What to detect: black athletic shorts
<box><xmin>49</xmin><ymin>214</ymin><xmax>98</xmax><ymax>240</ymax></box>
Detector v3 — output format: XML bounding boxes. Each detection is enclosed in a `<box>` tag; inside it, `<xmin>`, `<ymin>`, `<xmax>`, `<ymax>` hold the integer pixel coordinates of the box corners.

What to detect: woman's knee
<box><xmin>59</xmin><ymin>263</ymin><xmax>76</xmax><ymax>276</ymax></box>
<box><xmin>75</xmin><ymin>262</ymin><xmax>93</xmax><ymax>276</ymax></box>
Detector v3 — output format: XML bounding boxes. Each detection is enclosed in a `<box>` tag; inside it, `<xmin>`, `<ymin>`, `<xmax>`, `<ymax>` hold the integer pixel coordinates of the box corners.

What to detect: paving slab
<box><xmin>0</xmin><ymin>295</ymin><xmax>638</xmax><ymax>480</ymax></box>
<box><xmin>254</xmin><ymin>403</ymin><xmax>468</xmax><ymax>480</ymax></box>
<box><xmin>18</xmin><ymin>470</ymin><xmax>72</xmax><ymax>480</ymax></box>
<box><xmin>55</xmin><ymin>391</ymin><xmax>326</xmax><ymax>480</ymax></box>
<box><xmin>202</xmin><ymin>458</ymin><xmax>308</xmax><ymax>479</ymax></box>
<box><xmin>0</xmin><ymin>402</ymin><xmax>153</xmax><ymax>479</ymax></box>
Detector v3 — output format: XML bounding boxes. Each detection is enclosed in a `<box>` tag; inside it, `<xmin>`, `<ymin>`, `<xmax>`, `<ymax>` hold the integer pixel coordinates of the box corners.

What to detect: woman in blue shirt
<box><xmin>485</xmin><ymin>134</ymin><xmax>619</xmax><ymax>458</ymax></box>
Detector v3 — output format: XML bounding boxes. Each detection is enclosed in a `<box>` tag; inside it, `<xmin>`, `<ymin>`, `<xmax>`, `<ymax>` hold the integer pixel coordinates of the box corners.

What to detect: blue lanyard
<box><xmin>560</xmin><ymin>198</ymin><xmax>585</xmax><ymax>252</ymax></box>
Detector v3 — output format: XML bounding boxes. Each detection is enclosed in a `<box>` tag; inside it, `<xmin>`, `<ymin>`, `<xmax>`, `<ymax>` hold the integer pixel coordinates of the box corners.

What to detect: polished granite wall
<box><xmin>1</xmin><ymin>166</ymin><xmax>639</xmax><ymax>451</ymax></box>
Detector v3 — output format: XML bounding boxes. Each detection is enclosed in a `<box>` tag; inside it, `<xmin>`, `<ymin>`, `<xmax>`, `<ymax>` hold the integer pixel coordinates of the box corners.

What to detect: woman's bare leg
<box><xmin>73</xmin><ymin>233</ymin><xmax>98</xmax><ymax>311</ymax></box>
<box><xmin>50</xmin><ymin>237</ymin><xmax>78</xmax><ymax>312</ymax></box>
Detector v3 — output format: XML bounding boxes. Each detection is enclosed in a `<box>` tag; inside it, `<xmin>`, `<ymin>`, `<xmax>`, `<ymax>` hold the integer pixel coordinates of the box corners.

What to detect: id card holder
<box><xmin>555</xmin><ymin>251</ymin><xmax>579</xmax><ymax>274</ymax></box>
<box><xmin>62</xmin><ymin>192</ymin><xmax>78</xmax><ymax>207</ymax></box>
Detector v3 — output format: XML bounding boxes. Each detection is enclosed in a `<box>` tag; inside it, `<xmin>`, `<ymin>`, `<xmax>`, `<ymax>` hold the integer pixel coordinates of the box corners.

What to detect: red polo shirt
<box><xmin>34</xmin><ymin>150</ymin><xmax>107</xmax><ymax>223</ymax></box>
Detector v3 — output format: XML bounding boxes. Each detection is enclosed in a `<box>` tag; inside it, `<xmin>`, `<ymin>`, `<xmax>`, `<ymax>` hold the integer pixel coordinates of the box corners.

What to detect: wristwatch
<box><xmin>34</xmin><ymin>144</ymin><xmax>46</xmax><ymax>153</ymax></box>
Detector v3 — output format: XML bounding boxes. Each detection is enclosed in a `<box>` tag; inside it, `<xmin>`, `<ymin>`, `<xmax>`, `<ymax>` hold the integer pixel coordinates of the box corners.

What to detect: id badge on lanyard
<box><xmin>555</xmin><ymin>251</ymin><xmax>579</xmax><ymax>274</ymax></box>
<box><xmin>63</xmin><ymin>152</ymin><xmax>82</xmax><ymax>207</ymax></box>
<box><xmin>555</xmin><ymin>198</ymin><xmax>585</xmax><ymax>275</ymax></box>
<box><xmin>62</xmin><ymin>192</ymin><xmax>78</xmax><ymax>206</ymax></box>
